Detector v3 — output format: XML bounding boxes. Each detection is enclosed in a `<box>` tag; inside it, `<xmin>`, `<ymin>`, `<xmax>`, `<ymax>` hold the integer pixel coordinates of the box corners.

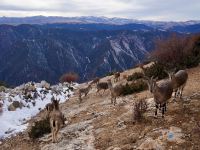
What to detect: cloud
<box><xmin>0</xmin><ymin>0</ymin><xmax>199</xmax><ymax>21</ymax></box>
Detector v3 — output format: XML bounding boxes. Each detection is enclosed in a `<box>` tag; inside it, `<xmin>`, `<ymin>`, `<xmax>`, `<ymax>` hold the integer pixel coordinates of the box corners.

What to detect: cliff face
<box><xmin>0</xmin><ymin>24</ymin><xmax>171</xmax><ymax>85</ymax></box>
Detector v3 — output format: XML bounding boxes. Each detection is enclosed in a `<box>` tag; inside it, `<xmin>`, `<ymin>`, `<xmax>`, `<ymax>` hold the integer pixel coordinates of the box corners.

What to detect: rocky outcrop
<box><xmin>8</xmin><ymin>101</ymin><xmax>23</xmax><ymax>111</ymax></box>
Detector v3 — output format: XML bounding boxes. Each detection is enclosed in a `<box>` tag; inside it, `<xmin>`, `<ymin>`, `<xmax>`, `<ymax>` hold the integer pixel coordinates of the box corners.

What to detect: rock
<box><xmin>121</xmin><ymin>144</ymin><xmax>133</xmax><ymax>150</ymax></box>
<box><xmin>117</xmin><ymin>120</ymin><xmax>126</xmax><ymax>130</ymax></box>
<box><xmin>41</xmin><ymin>81</ymin><xmax>50</xmax><ymax>89</ymax></box>
<box><xmin>15</xmin><ymin>84</ymin><xmax>25</xmax><ymax>91</ymax></box>
<box><xmin>0</xmin><ymin>86</ymin><xmax>6</xmax><ymax>92</ymax></box>
<box><xmin>128</xmin><ymin>133</ymin><xmax>138</xmax><ymax>143</ymax></box>
<box><xmin>24</xmin><ymin>83</ymin><xmax>36</xmax><ymax>92</ymax></box>
<box><xmin>139</xmin><ymin>127</ymin><xmax>152</xmax><ymax>139</ymax></box>
<box><xmin>106</xmin><ymin>147</ymin><xmax>121</xmax><ymax>150</ymax></box>
<box><xmin>113</xmin><ymin>148</ymin><xmax>121</xmax><ymax>150</ymax></box>
<box><xmin>137</xmin><ymin>137</ymin><xmax>164</xmax><ymax>150</ymax></box>
<box><xmin>8</xmin><ymin>101</ymin><xmax>23</xmax><ymax>111</ymax></box>
<box><xmin>5</xmin><ymin>128</ymin><xmax>15</xmax><ymax>134</ymax></box>
<box><xmin>167</xmin><ymin>126</ymin><xmax>185</xmax><ymax>144</ymax></box>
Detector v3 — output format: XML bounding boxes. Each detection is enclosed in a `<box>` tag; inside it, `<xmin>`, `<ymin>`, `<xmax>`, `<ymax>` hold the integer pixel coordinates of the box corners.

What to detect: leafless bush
<box><xmin>132</xmin><ymin>99</ymin><xmax>148</xmax><ymax>123</ymax></box>
<box><xmin>151</xmin><ymin>34</ymin><xmax>200</xmax><ymax>69</ymax></box>
<box><xmin>59</xmin><ymin>72</ymin><xmax>79</xmax><ymax>83</ymax></box>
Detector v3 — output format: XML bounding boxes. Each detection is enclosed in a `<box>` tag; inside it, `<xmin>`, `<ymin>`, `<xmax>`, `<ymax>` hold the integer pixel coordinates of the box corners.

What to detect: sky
<box><xmin>0</xmin><ymin>0</ymin><xmax>199</xmax><ymax>21</ymax></box>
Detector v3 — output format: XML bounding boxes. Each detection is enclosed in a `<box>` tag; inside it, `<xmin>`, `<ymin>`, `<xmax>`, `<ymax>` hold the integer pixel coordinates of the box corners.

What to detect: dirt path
<box><xmin>1</xmin><ymin>65</ymin><xmax>200</xmax><ymax>150</ymax></box>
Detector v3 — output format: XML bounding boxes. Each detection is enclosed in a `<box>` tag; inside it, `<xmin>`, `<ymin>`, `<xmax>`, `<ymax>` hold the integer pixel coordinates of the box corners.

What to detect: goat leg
<box><xmin>162</xmin><ymin>107</ymin><xmax>165</xmax><ymax>118</ymax></box>
<box><xmin>114</xmin><ymin>97</ymin><xmax>117</xmax><ymax>105</ymax></box>
<box><xmin>111</xmin><ymin>97</ymin><xmax>113</xmax><ymax>104</ymax></box>
<box><xmin>164</xmin><ymin>103</ymin><xmax>167</xmax><ymax>112</ymax></box>
<box><xmin>155</xmin><ymin>104</ymin><xmax>158</xmax><ymax>117</ymax></box>
<box><xmin>161</xmin><ymin>104</ymin><xmax>165</xmax><ymax>118</ymax></box>
<box><xmin>179</xmin><ymin>86</ymin><xmax>184</xmax><ymax>98</ymax></box>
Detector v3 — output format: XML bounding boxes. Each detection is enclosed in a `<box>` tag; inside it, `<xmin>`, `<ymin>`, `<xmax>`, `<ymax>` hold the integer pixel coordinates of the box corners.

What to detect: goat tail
<box><xmin>50</xmin><ymin>119</ymin><xmax>56</xmax><ymax>128</ymax></box>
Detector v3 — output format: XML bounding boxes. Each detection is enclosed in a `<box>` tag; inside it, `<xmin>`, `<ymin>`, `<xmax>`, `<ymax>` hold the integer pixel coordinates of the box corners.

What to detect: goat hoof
<box><xmin>154</xmin><ymin>116</ymin><xmax>158</xmax><ymax>119</ymax></box>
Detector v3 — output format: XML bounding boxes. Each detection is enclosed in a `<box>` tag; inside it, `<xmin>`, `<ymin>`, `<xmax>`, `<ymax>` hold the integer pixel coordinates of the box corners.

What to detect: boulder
<box><xmin>0</xmin><ymin>86</ymin><xmax>6</xmax><ymax>92</ymax></box>
<box><xmin>41</xmin><ymin>81</ymin><xmax>50</xmax><ymax>89</ymax></box>
<box><xmin>15</xmin><ymin>84</ymin><xmax>25</xmax><ymax>91</ymax></box>
<box><xmin>8</xmin><ymin>101</ymin><xmax>23</xmax><ymax>111</ymax></box>
<box><xmin>24</xmin><ymin>83</ymin><xmax>36</xmax><ymax>92</ymax></box>
<box><xmin>137</xmin><ymin>137</ymin><xmax>164</xmax><ymax>150</ymax></box>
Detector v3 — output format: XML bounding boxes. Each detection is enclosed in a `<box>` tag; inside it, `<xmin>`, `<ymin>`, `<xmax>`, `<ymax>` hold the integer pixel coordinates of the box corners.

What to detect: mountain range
<box><xmin>0</xmin><ymin>16</ymin><xmax>200</xmax><ymax>86</ymax></box>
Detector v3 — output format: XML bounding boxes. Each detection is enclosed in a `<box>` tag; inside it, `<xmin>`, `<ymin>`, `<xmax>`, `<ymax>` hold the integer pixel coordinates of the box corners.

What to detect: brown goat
<box><xmin>168</xmin><ymin>70</ymin><xmax>188</xmax><ymax>99</ymax></box>
<box><xmin>49</xmin><ymin>99</ymin><xmax>66</xmax><ymax>142</ymax></box>
<box><xmin>91</xmin><ymin>77</ymin><xmax>100</xmax><ymax>85</ymax></box>
<box><xmin>45</xmin><ymin>103</ymin><xmax>54</xmax><ymax>118</ymax></box>
<box><xmin>78</xmin><ymin>83</ymin><xmax>92</xmax><ymax>103</ymax></box>
<box><xmin>114</xmin><ymin>72</ymin><xmax>120</xmax><ymax>82</ymax></box>
<box><xmin>96</xmin><ymin>82</ymin><xmax>109</xmax><ymax>94</ymax></box>
<box><xmin>45</xmin><ymin>96</ymin><xmax>56</xmax><ymax>118</ymax></box>
<box><xmin>107</xmin><ymin>80</ymin><xmax>123</xmax><ymax>105</ymax></box>
<box><xmin>145</xmin><ymin>76</ymin><xmax>173</xmax><ymax>118</ymax></box>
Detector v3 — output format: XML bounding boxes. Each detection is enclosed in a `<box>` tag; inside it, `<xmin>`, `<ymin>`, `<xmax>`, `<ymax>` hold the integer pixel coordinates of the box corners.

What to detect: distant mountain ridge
<box><xmin>0</xmin><ymin>16</ymin><xmax>200</xmax><ymax>31</ymax></box>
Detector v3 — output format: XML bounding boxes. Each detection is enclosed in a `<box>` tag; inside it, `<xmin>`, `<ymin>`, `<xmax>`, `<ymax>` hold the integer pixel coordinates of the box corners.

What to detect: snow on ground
<box><xmin>0</xmin><ymin>82</ymin><xmax>77</xmax><ymax>139</ymax></box>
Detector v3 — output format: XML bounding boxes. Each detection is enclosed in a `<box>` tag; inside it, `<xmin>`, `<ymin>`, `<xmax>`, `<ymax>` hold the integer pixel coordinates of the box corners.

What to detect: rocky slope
<box><xmin>0</xmin><ymin>64</ymin><xmax>200</xmax><ymax>150</ymax></box>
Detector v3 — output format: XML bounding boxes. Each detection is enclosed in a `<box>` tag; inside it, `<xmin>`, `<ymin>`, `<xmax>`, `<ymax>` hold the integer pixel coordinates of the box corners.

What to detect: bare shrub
<box><xmin>132</xmin><ymin>99</ymin><xmax>148</xmax><ymax>123</ymax></box>
<box><xmin>59</xmin><ymin>72</ymin><xmax>79</xmax><ymax>83</ymax></box>
<box><xmin>151</xmin><ymin>34</ymin><xmax>200</xmax><ymax>70</ymax></box>
<box><xmin>121</xmin><ymin>79</ymin><xmax>148</xmax><ymax>96</ymax></box>
<box><xmin>142</xmin><ymin>62</ymin><xmax>168</xmax><ymax>80</ymax></box>
<box><xmin>28</xmin><ymin>118</ymin><xmax>51</xmax><ymax>140</ymax></box>
<box><xmin>127</xmin><ymin>72</ymin><xmax>143</xmax><ymax>81</ymax></box>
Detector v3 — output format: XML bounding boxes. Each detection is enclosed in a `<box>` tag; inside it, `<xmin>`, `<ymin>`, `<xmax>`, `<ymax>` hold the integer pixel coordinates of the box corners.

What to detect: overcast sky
<box><xmin>0</xmin><ymin>0</ymin><xmax>199</xmax><ymax>21</ymax></box>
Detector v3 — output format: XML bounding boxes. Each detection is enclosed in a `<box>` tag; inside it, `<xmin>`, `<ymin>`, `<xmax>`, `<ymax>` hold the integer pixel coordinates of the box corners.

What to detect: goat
<box><xmin>49</xmin><ymin>99</ymin><xmax>66</xmax><ymax>142</ymax></box>
<box><xmin>96</xmin><ymin>82</ymin><xmax>109</xmax><ymax>95</ymax></box>
<box><xmin>145</xmin><ymin>76</ymin><xmax>173</xmax><ymax>118</ymax></box>
<box><xmin>107</xmin><ymin>79</ymin><xmax>123</xmax><ymax>105</ymax></box>
<box><xmin>114</xmin><ymin>72</ymin><xmax>120</xmax><ymax>82</ymax></box>
<box><xmin>123</xmin><ymin>74</ymin><xmax>128</xmax><ymax>80</ymax></box>
<box><xmin>91</xmin><ymin>77</ymin><xmax>100</xmax><ymax>85</ymax></box>
<box><xmin>168</xmin><ymin>70</ymin><xmax>188</xmax><ymax>100</ymax></box>
<box><xmin>78</xmin><ymin>83</ymin><xmax>92</xmax><ymax>103</ymax></box>
<box><xmin>45</xmin><ymin>96</ymin><xmax>56</xmax><ymax>118</ymax></box>
<box><xmin>45</xmin><ymin>103</ymin><xmax>54</xmax><ymax>118</ymax></box>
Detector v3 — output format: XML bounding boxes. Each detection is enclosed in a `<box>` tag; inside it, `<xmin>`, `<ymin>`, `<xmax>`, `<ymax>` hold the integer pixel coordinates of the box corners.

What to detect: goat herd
<box><xmin>44</xmin><ymin>66</ymin><xmax>188</xmax><ymax>143</ymax></box>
